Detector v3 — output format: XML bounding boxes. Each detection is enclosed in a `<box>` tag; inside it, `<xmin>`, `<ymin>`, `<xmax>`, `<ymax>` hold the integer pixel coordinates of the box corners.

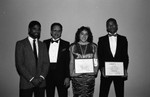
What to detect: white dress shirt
<box><xmin>108</xmin><ymin>33</ymin><xmax>117</xmax><ymax>57</ymax></box>
<box><xmin>49</xmin><ymin>38</ymin><xmax>60</xmax><ymax>63</ymax></box>
<box><xmin>28</xmin><ymin>36</ymin><xmax>39</xmax><ymax>57</ymax></box>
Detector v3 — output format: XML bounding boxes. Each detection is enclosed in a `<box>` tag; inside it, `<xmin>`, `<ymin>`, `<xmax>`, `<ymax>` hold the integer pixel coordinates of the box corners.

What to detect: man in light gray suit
<box><xmin>15</xmin><ymin>21</ymin><xmax>49</xmax><ymax>97</ymax></box>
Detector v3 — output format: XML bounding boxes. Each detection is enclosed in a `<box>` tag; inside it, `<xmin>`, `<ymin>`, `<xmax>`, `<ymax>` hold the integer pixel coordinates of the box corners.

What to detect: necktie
<box><xmin>33</xmin><ymin>39</ymin><xmax>38</xmax><ymax>63</ymax></box>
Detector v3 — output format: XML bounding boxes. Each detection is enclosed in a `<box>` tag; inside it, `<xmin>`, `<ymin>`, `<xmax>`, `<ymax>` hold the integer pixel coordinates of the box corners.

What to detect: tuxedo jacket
<box><xmin>97</xmin><ymin>34</ymin><xmax>129</xmax><ymax>79</ymax></box>
<box><xmin>43</xmin><ymin>39</ymin><xmax>70</xmax><ymax>81</ymax></box>
<box><xmin>15</xmin><ymin>37</ymin><xmax>50</xmax><ymax>89</ymax></box>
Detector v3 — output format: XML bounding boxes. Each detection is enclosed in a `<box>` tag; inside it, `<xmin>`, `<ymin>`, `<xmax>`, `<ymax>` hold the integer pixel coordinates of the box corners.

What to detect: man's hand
<box><xmin>101</xmin><ymin>67</ymin><xmax>108</xmax><ymax>78</ymax></box>
<box><xmin>31</xmin><ymin>78</ymin><xmax>40</xmax><ymax>87</ymax></box>
<box><xmin>64</xmin><ymin>78</ymin><xmax>70</xmax><ymax>88</ymax></box>
<box><xmin>38</xmin><ymin>76</ymin><xmax>44</xmax><ymax>84</ymax></box>
<box><xmin>31</xmin><ymin>77</ymin><xmax>44</xmax><ymax>87</ymax></box>
<box><xmin>123</xmin><ymin>69</ymin><xmax>128</xmax><ymax>77</ymax></box>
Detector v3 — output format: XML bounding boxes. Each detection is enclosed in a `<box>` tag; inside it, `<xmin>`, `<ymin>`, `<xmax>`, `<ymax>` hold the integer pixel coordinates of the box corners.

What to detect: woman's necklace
<box><xmin>79</xmin><ymin>44</ymin><xmax>88</xmax><ymax>58</ymax></box>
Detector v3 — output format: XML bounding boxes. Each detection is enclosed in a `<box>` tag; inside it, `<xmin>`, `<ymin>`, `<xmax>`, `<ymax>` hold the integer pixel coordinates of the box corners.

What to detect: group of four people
<box><xmin>15</xmin><ymin>18</ymin><xmax>129</xmax><ymax>97</ymax></box>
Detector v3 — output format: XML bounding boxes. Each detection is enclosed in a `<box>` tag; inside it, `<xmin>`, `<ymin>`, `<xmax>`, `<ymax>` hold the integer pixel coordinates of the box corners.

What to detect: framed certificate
<box><xmin>105</xmin><ymin>62</ymin><xmax>124</xmax><ymax>76</ymax></box>
<box><xmin>75</xmin><ymin>59</ymin><xmax>94</xmax><ymax>73</ymax></box>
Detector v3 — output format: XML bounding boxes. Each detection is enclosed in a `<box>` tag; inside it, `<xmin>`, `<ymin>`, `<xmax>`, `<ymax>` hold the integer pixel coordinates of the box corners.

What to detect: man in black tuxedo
<box><xmin>97</xmin><ymin>18</ymin><xmax>129</xmax><ymax>97</ymax></box>
<box><xmin>43</xmin><ymin>23</ymin><xmax>70</xmax><ymax>97</ymax></box>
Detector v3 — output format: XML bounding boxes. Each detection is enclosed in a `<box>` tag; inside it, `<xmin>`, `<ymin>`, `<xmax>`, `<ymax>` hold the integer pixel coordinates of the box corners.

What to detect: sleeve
<box><xmin>64</xmin><ymin>42</ymin><xmax>70</xmax><ymax>78</ymax></box>
<box><xmin>40</xmin><ymin>43</ymin><xmax>50</xmax><ymax>79</ymax></box>
<box><xmin>123</xmin><ymin>37</ymin><xmax>129</xmax><ymax>70</ymax></box>
<box><xmin>97</xmin><ymin>38</ymin><xmax>105</xmax><ymax>71</ymax></box>
<box><xmin>69</xmin><ymin>45</ymin><xmax>75</xmax><ymax>77</ymax></box>
<box><xmin>15</xmin><ymin>41</ymin><xmax>33</xmax><ymax>81</ymax></box>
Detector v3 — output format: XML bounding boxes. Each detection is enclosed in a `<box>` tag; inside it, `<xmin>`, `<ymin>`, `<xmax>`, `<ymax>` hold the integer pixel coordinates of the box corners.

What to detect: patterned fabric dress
<box><xmin>70</xmin><ymin>43</ymin><xmax>97</xmax><ymax>97</ymax></box>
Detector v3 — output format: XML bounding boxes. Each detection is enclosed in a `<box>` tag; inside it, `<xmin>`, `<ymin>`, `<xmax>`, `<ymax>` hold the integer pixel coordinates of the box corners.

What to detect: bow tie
<box><xmin>51</xmin><ymin>40</ymin><xmax>59</xmax><ymax>43</ymax></box>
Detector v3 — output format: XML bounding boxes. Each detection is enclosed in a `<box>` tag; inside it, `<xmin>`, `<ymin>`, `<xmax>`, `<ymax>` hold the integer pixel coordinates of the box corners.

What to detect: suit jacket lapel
<box><xmin>24</xmin><ymin>38</ymin><xmax>38</xmax><ymax>68</ymax></box>
<box><xmin>106</xmin><ymin>35</ymin><xmax>114</xmax><ymax>58</ymax></box>
<box><xmin>25</xmin><ymin>37</ymin><xmax>32</xmax><ymax>50</ymax></box>
<box><xmin>57</xmin><ymin>39</ymin><xmax>63</xmax><ymax>59</ymax></box>
<box><xmin>25</xmin><ymin>38</ymin><xmax>35</xmax><ymax>58</ymax></box>
<box><xmin>37</xmin><ymin>40</ymin><xmax>41</xmax><ymax>65</ymax></box>
<box><xmin>46</xmin><ymin>39</ymin><xmax>51</xmax><ymax>50</ymax></box>
<box><xmin>115</xmin><ymin>35</ymin><xmax>120</xmax><ymax>58</ymax></box>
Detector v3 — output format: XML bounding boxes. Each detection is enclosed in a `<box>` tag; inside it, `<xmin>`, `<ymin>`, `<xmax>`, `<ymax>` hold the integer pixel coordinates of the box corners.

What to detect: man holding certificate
<box><xmin>97</xmin><ymin>18</ymin><xmax>129</xmax><ymax>97</ymax></box>
<box><xmin>69</xmin><ymin>26</ymin><xmax>99</xmax><ymax>97</ymax></box>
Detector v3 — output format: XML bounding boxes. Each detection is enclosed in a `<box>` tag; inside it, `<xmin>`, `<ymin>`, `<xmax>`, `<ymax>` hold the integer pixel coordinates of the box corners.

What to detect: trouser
<box><xmin>20</xmin><ymin>87</ymin><xmax>45</xmax><ymax>97</ymax></box>
<box><xmin>99</xmin><ymin>77</ymin><xmax>124</xmax><ymax>97</ymax></box>
<box><xmin>46</xmin><ymin>70</ymin><xmax>68</xmax><ymax>97</ymax></box>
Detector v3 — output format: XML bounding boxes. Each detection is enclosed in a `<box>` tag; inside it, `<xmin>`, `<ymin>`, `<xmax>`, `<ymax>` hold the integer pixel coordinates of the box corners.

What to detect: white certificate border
<box><xmin>75</xmin><ymin>59</ymin><xmax>94</xmax><ymax>74</ymax></box>
<box><xmin>105</xmin><ymin>62</ymin><xmax>124</xmax><ymax>76</ymax></box>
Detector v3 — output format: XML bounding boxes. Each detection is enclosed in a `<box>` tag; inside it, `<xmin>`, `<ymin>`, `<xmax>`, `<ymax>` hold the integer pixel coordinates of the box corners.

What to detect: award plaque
<box><xmin>75</xmin><ymin>59</ymin><xmax>94</xmax><ymax>73</ymax></box>
<box><xmin>105</xmin><ymin>62</ymin><xmax>124</xmax><ymax>76</ymax></box>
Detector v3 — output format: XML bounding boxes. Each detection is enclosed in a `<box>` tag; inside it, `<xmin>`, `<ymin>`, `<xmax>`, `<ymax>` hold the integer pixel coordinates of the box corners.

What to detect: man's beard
<box><xmin>29</xmin><ymin>32</ymin><xmax>40</xmax><ymax>39</ymax></box>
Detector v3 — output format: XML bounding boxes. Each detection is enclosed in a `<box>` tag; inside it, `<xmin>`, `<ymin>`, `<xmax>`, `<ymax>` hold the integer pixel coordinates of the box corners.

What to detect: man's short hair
<box><xmin>29</xmin><ymin>21</ymin><xmax>41</xmax><ymax>29</ymax></box>
<box><xmin>51</xmin><ymin>23</ymin><xmax>63</xmax><ymax>31</ymax></box>
<box><xmin>106</xmin><ymin>18</ymin><xmax>117</xmax><ymax>27</ymax></box>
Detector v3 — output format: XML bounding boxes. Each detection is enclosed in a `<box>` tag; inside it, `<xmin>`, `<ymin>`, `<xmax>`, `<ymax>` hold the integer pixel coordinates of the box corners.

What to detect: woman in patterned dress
<box><xmin>69</xmin><ymin>26</ymin><xmax>99</xmax><ymax>97</ymax></box>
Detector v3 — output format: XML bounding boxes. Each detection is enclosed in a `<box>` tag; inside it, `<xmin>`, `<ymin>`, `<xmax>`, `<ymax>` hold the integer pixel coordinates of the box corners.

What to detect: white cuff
<box><xmin>40</xmin><ymin>75</ymin><xmax>45</xmax><ymax>80</ymax></box>
<box><xmin>29</xmin><ymin>77</ymin><xmax>34</xmax><ymax>82</ymax></box>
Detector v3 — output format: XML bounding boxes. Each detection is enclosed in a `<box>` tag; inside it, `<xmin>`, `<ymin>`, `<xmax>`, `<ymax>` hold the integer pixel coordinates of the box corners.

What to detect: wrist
<box><xmin>39</xmin><ymin>75</ymin><xmax>45</xmax><ymax>80</ymax></box>
<box><xmin>29</xmin><ymin>77</ymin><xmax>34</xmax><ymax>82</ymax></box>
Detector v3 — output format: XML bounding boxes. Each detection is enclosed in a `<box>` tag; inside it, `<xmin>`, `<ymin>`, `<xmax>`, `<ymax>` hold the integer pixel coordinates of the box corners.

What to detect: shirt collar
<box><xmin>108</xmin><ymin>32</ymin><xmax>117</xmax><ymax>37</ymax></box>
<box><xmin>52</xmin><ymin>38</ymin><xmax>60</xmax><ymax>41</ymax></box>
<box><xmin>28</xmin><ymin>36</ymin><xmax>38</xmax><ymax>43</ymax></box>
<box><xmin>50</xmin><ymin>38</ymin><xmax>60</xmax><ymax>43</ymax></box>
